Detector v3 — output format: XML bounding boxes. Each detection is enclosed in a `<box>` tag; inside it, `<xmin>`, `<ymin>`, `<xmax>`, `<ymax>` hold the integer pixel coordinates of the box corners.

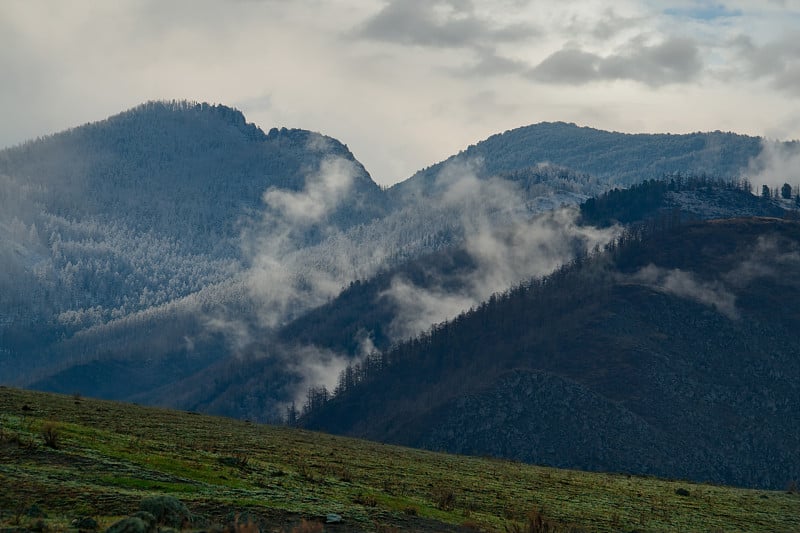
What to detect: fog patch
<box><xmin>747</xmin><ymin>139</ymin><xmax>800</xmax><ymax>193</ymax></box>
<box><xmin>724</xmin><ymin>235</ymin><xmax>800</xmax><ymax>287</ymax></box>
<box><xmin>382</xmin><ymin>162</ymin><xmax>620</xmax><ymax>342</ymax></box>
<box><xmin>288</xmin><ymin>344</ymin><xmax>353</xmax><ymax>406</ymax></box>
<box><xmin>629</xmin><ymin>265</ymin><xmax>739</xmax><ymax>320</ymax></box>
<box><xmin>262</xmin><ymin>157</ymin><xmax>357</xmax><ymax>227</ymax></box>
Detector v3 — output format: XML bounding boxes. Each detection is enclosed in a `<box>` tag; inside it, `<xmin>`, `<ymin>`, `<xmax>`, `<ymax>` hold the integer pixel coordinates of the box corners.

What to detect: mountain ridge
<box><xmin>3</xmin><ymin>100</ymin><xmax>800</xmax><ymax>446</ymax></box>
<box><xmin>389</xmin><ymin>121</ymin><xmax>765</xmax><ymax>206</ymax></box>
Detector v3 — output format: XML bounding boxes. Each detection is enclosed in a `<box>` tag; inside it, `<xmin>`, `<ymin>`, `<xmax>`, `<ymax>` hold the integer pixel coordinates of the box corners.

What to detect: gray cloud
<box><xmin>529</xmin><ymin>48</ymin><xmax>599</xmax><ymax>85</ymax></box>
<box><xmin>262</xmin><ymin>155</ymin><xmax>356</xmax><ymax>227</ymax></box>
<box><xmin>625</xmin><ymin>233</ymin><xmax>800</xmax><ymax>322</ymax></box>
<box><xmin>565</xmin><ymin>8</ymin><xmax>645</xmax><ymax>41</ymax></box>
<box><xmin>244</xmin><ymin>154</ymin><xmax>359</xmax><ymax>329</ymax></box>
<box><xmin>591</xmin><ymin>10</ymin><xmax>645</xmax><ymax>40</ymax></box>
<box><xmin>732</xmin><ymin>32</ymin><xmax>800</xmax><ymax>94</ymax></box>
<box><xmin>454</xmin><ymin>47</ymin><xmax>529</xmax><ymax>77</ymax></box>
<box><xmin>529</xmin><ymin>37</ymin><xmax>703</xmax><ymax>87</ymax></box>
<box><xmin>355</xmin><ymin>0</ymin><xmax>535</xmax><ymax>48</ymax></box>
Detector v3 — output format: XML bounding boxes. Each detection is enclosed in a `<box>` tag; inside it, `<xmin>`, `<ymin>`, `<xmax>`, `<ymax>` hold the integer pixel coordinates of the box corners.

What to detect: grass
<box><xmin>1</xmin><ymin>386</ymin><xmax>799</xmax><ymax>532</ymax></box>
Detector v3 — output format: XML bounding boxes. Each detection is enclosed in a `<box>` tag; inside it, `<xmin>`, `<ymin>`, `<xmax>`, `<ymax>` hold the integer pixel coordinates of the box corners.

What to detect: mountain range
<box><xmin>1</xmin><ymin>100</ymin><xmax>799</xmax><ymax>489</ymax></box>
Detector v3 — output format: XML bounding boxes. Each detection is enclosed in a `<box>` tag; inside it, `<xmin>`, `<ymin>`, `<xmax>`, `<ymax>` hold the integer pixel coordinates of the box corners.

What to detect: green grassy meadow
<box><xmin>1</xmin><ymin>386</ymin><xmax>798</xmax><ymax>532</ymax></box>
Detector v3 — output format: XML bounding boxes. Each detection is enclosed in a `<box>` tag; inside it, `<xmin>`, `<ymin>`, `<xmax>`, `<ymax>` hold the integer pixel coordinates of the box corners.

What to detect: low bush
<box><xmin>431</xmin><ymin>485</ymin><xmax>456</xmax><ymax>511</ymax></box>
<box><xmin>139</xmin><ymin>495</ymin><xmax>191</xmax><ymax>528</ymax></box>
<box><xmin>41</xmin><ymin>422</ymin><xmax>61</xmax><ymax>449</ymax></box>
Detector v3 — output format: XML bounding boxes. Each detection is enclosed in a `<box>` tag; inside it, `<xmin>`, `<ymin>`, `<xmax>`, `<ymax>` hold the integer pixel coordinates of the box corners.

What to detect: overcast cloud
<box><xmin>529</xmin><ymin>37</ymin><xmax>703</xmax><ymax>86</ymax></box>
<box><xmin>1</xmin><ymin>0</ymin><xmax>799</xmax><ymax>184</ymax></box>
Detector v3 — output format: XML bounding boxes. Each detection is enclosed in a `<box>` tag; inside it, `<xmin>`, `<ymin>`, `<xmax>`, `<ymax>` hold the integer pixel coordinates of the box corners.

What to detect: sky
<box><xmin>2</xmin><ymin>0</ymin><xmax>800</xmax><ymax>186</ymax></box>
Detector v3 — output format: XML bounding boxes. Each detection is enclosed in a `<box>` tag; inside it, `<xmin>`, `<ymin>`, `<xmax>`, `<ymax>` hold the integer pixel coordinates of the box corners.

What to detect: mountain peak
<box><xmin>106</xmin><ymin>100</ymin><xmax>267</xmax><ymax>142</ymax></box>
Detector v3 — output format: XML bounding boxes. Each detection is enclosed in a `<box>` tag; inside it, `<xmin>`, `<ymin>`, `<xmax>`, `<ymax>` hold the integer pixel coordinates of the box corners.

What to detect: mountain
<box><xmin>133</xmin><ymin>180</ymin><xmax>794</xmax><ymax>422</ymax></box>
<box><xmin>0</xmin><ymin>100</ymin><xmax>385</xmax><ymax>253</ymax></box>
<box><xmin>301</xmin><ymin>216</ymin><xmax>800</xmax><ymax>489</ymax></box>
<box><xmin>4</xmin><ymin>102</ymin><xmax>799</xmax><ymax>429</ymax></box>
<box><xmin>280</xmin><ymin>178</ymin><xmax>789</xmax><ymax>357</ymax></box>
<box><xmin>0</xmin><ymin>101</ymin><xmax>385</xmax><ymax>385</ymax></box>
<box><xmin>389</xmin><ymin>122</ymin><xmax>764</xmax><ymax>205</ymax></box>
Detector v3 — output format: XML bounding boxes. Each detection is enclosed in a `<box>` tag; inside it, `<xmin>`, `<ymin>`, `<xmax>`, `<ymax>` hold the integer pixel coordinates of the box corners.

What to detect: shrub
<box><xmin>505</xmin><ymin>508</ymin><xmax>558</xmax><ymax>533</ymax></box>
<box><xmin>41</xmin><ymin>422</ymin><xmax>61</xmax><ymax>449</ymax></box>
<box><xmin>139</xmin><ymin>496</ymin><xmax>191</xmax><ymax>528</ymax></box>
<box><xmin>353</xmin><ymin>493</ymin><xmax>378</xmax><ymax>507</ymax></box>
<box><xmin>334</xmin><ymin>465</ymin><xmax>353</xmax><ymax>482</ymax></box>
<box><xmin>106</xmin><ymin>514</ymin><xmax>154</xmax><ymax>533</ymax></box>
<box><xmin>24</xmin><ymin>504</ymin><xmax>48</xmax><ymax>518</ymax></box>
<box><xmin>72</xmin><ymin>516</ymin><xmax>99</xmax><ymax>531</ymax></box>
<box><xmin>431</xmin><ymin>485</ymin><xmax>456</xmax><ymax>511</ymax></box>
<box><xmin>219</xmin><ymin>454</ymin><xmax>249</xmax><ymax>469</ymax></box>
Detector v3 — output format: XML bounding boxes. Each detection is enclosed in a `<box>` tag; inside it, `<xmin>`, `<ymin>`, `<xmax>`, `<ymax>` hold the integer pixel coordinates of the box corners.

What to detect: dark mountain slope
<box><xmin>390</xmin><ymin>123</ymin><xmax>763</xmax><ymax>204</ymax></box>
<box><xmin>138</xmin><ymin>180</ymin><xmax>792</xmax><ymax>421</ymax></box>
<box><xmin>302</xmin><ymin>217</ymin><xmax>800</xmax><ymax>489</ymax></box>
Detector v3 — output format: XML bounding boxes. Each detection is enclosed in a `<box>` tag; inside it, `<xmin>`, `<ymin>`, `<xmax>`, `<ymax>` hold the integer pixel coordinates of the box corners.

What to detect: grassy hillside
<box><xmin>1</xmin><ymin>387</ymin><xmax>798</xmax><ymax>532</ymax></box>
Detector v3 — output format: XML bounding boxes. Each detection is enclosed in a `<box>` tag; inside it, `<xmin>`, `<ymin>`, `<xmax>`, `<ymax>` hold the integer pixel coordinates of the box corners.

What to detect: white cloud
<box><xmin>381</xmin><ymin>161</ymin><xmax>620</xmax><ymax>341</ymax></box>
<box><xmin>747</xmin><ymin>139</ymin><xmax>800</xmax><ymax>191</ymax></box>
<box><xmin>263</xmin><ymin>156</ymin><xmax>356</xmax><ymax>226</ymax></box>
<box><xmin>629</xmin><ymin>264</ymin><xmax>739</xmax><ymax>320</ymax></box>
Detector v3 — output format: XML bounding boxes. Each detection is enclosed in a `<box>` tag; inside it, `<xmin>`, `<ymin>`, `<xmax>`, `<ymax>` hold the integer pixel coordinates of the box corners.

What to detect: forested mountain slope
<box><xmin>4</xmin><ymin>101</ymin><xmax>798</xmax><ymax>429</ymax></box>
<box><xmin>390</xmin><ymin>122</ymin><xmax>765</xmax><ymax>204</ymax></box>
<box><xmin>0</xmin><ymin>101</ymin><xmax>385</xmax><ymax>385</ymax></box>
<box><xmin>302</xmin><ymin>217</ymin><xmax>800</xmax><ymax>490</ymax></box>
<box><xmin>0</xmin><ymin>100</ymin><xmax>385</xmax><ymax>252</ymax></box>
<box><xmin>280</xmin><ymin>178</ymin><xmax>788</xmax><ymax>357</ymax></box>
<box><xmin>136</xmin><ymin>180</ymin><xmax>794</xmax><ymax>422</ymax></box>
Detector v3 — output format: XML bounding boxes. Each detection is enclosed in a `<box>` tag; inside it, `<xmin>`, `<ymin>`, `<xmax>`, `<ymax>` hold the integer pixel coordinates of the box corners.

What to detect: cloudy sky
<box><xmin>2</xmin><ymin>0</ymin><xmax>799</xmax><ymax>185</ymax></box>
